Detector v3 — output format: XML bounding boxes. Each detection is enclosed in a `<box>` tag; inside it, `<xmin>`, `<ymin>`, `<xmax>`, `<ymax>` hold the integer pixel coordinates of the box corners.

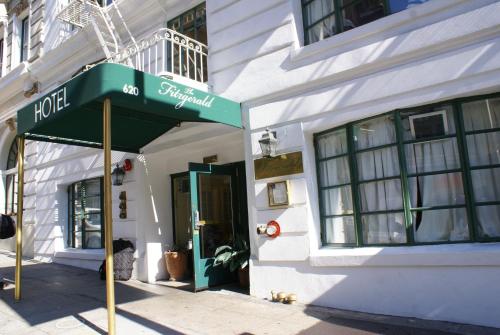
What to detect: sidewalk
<box><xmin>0</xmin><ymin>251</ymin><xmax>498</xmax><ymax>335</ymax></box>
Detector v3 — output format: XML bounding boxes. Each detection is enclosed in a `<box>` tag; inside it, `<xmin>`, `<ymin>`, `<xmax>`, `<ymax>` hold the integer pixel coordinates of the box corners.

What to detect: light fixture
<box><xmin>112</xmin><ymin>164</ymin><xmax>126</xmax><ymax>186</ymax></box>
<box><xmin>258</xmin><ymin>128</ymin><xmax>278</xmax><ymax>158</ymax></box>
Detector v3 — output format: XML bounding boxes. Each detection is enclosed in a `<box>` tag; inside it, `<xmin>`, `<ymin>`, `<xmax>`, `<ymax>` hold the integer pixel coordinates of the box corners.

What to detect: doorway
<box><xmin>170</xmin><ymin>161</ymin><xmax>248</xmax><ymax>291</ymax></box>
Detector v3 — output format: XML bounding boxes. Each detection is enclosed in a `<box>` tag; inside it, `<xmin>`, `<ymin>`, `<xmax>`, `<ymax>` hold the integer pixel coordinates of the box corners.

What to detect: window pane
<box><xmin>324</xmin><ymin>216</ymin><xmax>356</xmax><ymax>244</ymax></box>
<box><xmin>362</xmin><ymin>212</ymin><xmax>406</xmax><ymax>244</ymax></box>
<box><xmin>476</xmin><ymin>205</ymin><xmax>500</xmax><ymax>238</ymax></box>
<box><xmin>462</xmin><ymin>98</ymin><xmax>500</xmax><ymax>132</ymax></box>
<box><xmin>322</xmin><ymin>186</ymin><xmax>353</xmax><ymax>215</ymax></box>
<box><xmin>354</xmin><ymin>115</ymin><xmax>396</xmax><ymax>150</ymax></box>
<box><xmin>466</xmin><ymin>131</ymin><xmax>500</xmax><ymax>167</ymax></box>
<box><xmin>316</xmin><ymin>128</ymin><xmax>347</xmax><ymax>158</ymax></box>
<box><xmin>303</xmin><ymin>0</ymin><xmax>335</xmax><ymax>25</ymax></box>
<box><xmin>389</xmin><ymin>0</ymin><xmax>431</xmax><ymax>14</ymax></box>
<box><xmin>409</xmin><ymin>173</ymin><xmax>465</xmax><ymax>208</ymax></box>
<box><xmin>401</xmin><ymin>105</ymin><xmax>455</xmax><ymax>141</ymax></box>
<box><xmin>306</xmin><ymin>15</ymin><xmax>336</xmax><ymax>43</ymax></box>
<box><xmin>341</xmin><ymin>0</ymin><xmax>385</xmax><ymax>31</ymax></box>
<box><xmin>359</xmin><ymin>179</ymin><xmax>402</xmax><ymax>212</ymax></box>
<box><xmin>85</xmin><ymin>232</ymin><xmax>102</xmax><ymax>249</ymax></box>
<box><xmin>319</xmin><ymin>156</ymin><xmax>350</xmax><ymax>187</ymax></box>
<box><xmin>405</xmin><ymin>138</ymin><xmax>461</xmax><ymax>174</ymax></box>
<box><xmin>413</xmin><ymin>208</ymin><xmax>469</xmax><ymax>242</ymax></box>
<box><xmin>357</xmin><ymin>146</ymin><xmax>399</xmax><ymax>181</ymax></box>
<box><xmin>471</xmin><ymin>168</ymin><xmax>500</xmax><ymax>203</ymax></box>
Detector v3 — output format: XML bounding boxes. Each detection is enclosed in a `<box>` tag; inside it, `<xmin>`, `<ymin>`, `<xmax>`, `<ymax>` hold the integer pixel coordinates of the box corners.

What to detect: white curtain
<box><xmin>355</xmin><ymin>116</ymin><xmax>406</xmax><ymax>244</ymax></box>
<box><xmin>462</xmin><ymin>98</ymin><xmax>500</xmax><ymax>237</ymax></box>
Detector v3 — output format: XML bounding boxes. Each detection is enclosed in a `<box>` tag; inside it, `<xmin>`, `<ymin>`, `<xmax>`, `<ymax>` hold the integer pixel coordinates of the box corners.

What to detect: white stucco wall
<box><xmin>207</xmin><ymin>0</ymin><xmax>500</xmax><ymax>328</ymax></box>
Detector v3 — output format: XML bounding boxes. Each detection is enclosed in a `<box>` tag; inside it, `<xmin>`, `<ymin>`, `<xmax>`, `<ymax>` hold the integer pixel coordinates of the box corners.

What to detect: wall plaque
<box><xmin>254</xmin><ymin>151</ymin><xmax>304</xmax><ymax>180</ymax></box>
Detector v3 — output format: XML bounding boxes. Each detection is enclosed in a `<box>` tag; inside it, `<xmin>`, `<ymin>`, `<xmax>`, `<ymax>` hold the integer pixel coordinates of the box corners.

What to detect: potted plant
<box><xmin>214</xmin><ymin>237</ymin><xmax>250</xmax><ymax>287</ymax></box>
<box><xmin>164</xmin><ymin>245</ymin><xmax>188</xmax><ymax>281</ymax></box>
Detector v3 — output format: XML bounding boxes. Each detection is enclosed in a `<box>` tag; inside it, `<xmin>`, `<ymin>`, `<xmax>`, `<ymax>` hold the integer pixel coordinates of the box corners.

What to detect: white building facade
<box><xmin>0</xmin><ymin>0</ymin><xmax>499</xmax><ymax>329</ymax></box>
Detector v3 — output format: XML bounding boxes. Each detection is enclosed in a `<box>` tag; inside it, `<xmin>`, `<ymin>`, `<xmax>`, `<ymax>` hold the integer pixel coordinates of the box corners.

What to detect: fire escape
<box><xmin>57</xmin><ymin>0</ymin><xmax>208</xmax><ymax>84</ymax></box>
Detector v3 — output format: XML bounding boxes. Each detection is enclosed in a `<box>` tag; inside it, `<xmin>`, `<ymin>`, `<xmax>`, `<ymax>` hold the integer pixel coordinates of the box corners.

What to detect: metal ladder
<box><xmin>88</xmin><ymin>0</ymin><xmax>138</xmax><ymax>59</ymax></box>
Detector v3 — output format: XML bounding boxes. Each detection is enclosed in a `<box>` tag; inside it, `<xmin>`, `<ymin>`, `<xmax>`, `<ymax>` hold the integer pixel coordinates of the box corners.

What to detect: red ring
<box><xmin>266</xmin><ymin>221</ymin><xmax>280</xmax><ymax>238</ymax></box>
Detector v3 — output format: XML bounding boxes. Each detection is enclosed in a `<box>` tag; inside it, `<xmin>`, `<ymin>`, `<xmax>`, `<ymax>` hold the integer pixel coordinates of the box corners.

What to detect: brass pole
<box><xmin>14</xmin><ymin>136</ymin><xmax>25</xmax><ymax>301</ymax></box>
<box><xmin>103</xmin><ymin>98</ymin><xmax>116</xmax><ymax>335</ymax></box>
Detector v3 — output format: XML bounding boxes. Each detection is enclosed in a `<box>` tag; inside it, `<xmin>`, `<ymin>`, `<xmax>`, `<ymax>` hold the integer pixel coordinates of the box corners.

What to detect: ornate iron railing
<box><xmin>107</xmin><ymin>28</ymin><xmax>208</xmax><ymax>83</ymax></box>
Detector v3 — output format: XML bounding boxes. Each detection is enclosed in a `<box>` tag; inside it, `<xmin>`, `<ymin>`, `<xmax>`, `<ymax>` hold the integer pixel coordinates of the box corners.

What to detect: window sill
<box><xmin>290</xmin><ymin>0</ymin><xmax>466</xmax><ymax>63</ymax></box>
<box><xmin>310</xmin><ymin>242</ymin><xmax>500</xmax><ymax>267</ymax></box>
<box><xmin>54</xmin><ymin>248</ymin><xmax>104</xmax><ymax>261</ymax></box>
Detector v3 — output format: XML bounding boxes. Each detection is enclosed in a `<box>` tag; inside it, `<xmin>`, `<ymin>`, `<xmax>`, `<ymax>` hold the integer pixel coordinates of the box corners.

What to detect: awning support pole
<box><xmin>14</xmin><ymin>136</ymin><xmax>25</xmax><ymax>301</ymax></box>
<box><xmin>103</xmin><ymin>98</ymin><xmax>116</xmax><ymax>335</ymax></box>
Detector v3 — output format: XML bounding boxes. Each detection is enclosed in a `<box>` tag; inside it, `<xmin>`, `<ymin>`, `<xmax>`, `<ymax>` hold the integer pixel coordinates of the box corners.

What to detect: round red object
<box><xmin>266</xmin><ymin>221</ymin><xmax>281</xmax><ymax>238</ymax></box>
<box><xmin>123</xmin><ymin>159</ymin><xmax>133</xmax><ymax>171</ymax></box>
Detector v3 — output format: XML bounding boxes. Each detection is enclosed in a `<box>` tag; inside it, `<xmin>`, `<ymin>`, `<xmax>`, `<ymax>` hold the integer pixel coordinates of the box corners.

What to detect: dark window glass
<box><xmin>21</xmin><ymin>17</ymin><xmax>29</xmax><ymax>62</ymax></box>
<box><xmin>5</xmin><ymin>138</ymin><xmax>18</xmax><ymax>215</ymax></box>
<box><xmin>68</xmin><ymin>178</ymin><xmax>104</xmax><ymax>249</ymax></box>
<box><xmin>302</xmin><ymin>0</ymin><xmax>386</xmax><ymax>45</ymax></box>
<box><xmin>0</xmin><ymin>38</ymin><xmax>4</xmax><ymax>77</ymax></box>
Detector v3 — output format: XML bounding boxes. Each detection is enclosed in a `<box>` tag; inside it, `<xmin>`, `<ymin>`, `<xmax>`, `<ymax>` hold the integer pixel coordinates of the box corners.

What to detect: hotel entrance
<box><xmin>170</xmin><ymin>161</ymin><xmax>248</xmax><ymax>291</ymax></box>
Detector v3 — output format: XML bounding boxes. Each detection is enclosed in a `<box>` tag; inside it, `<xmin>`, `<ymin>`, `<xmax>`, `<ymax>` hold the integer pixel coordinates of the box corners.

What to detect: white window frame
<box><xmin>409</xmin><ymin>110</ymin><xmax>449</xmax><ymax>139</ymax></box>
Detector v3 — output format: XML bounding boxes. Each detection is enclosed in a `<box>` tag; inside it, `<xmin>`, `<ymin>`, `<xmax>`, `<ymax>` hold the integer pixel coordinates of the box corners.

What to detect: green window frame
<box><xmin>68</xmin><ymin>177</ymin><xmax>104</xmax><ymax>249</ymax></box>
<box><xmin>302</xmin><ymin>0</ymin><xmax>390</xmax><ymax>45</ymax></box>
<box><xmin>314</xmin><ymin>93</ymin><xmax>500</xmax><ymax>247</ymax></box>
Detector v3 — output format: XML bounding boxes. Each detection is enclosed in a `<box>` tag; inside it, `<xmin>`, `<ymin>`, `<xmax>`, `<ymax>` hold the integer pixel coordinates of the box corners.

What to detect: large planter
<box><xmin>164</xmin><ymin>251</ymin><xmax>187</xmax><ymax>281</ymax></box>
<box><xmin>238</xmin><ymin>266</ymin><xmax>249</xmax><ymax>288</ymax></box>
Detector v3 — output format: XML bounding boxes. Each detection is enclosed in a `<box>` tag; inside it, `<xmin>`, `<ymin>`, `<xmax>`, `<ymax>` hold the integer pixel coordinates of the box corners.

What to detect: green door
<box><xmin>189</xmin><ymin>163</ymin><xmax>237</xmax><ymax>291</ymax></box>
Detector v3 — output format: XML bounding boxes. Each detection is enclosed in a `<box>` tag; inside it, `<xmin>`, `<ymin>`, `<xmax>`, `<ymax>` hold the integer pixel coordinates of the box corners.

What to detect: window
<box><xmin>302</xmin><ymin>0</ymin><xmax>432</xmax><ymax>45</ymax></box>
<box><xmin>5</xmin><ymin>138</ymin><xmax>18</xmax><ymax>215</ymax></box>
<box><xmin>315</xmin><ymin>94</ymin><xmax>500</xmax><ymax>246</ymax></box>
<box><xmin>0</xmin><ymin>38</ymin><xmax>4</xmax><ymax>76</ymax></box>
<box><xmin>68</xmin><ymin>178</ymin><xmax>104</xmax><ymax>249</ymax></box>
<box><xmin>167</xmin><ymin>3</ymin><xmax>207</xmax><ymax>45</ymax></box>
<box><xmin>20</xmin><ymin>17</ymin><xmax>29</xmax><ymax>62</ymax></box>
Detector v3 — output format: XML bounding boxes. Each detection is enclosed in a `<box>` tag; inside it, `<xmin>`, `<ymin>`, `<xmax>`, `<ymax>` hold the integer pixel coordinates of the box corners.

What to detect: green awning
<box><xmin>17</xmin><ymin>63</ymin><xmax>241</xmax><ymax>153</ymax></box>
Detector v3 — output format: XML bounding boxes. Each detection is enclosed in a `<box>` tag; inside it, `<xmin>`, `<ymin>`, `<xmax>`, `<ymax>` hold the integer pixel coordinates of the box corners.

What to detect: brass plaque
<box><xmin>254</xmin><ymin>151</ymin><xmax>304</xmax><ymax>180</ymax></box>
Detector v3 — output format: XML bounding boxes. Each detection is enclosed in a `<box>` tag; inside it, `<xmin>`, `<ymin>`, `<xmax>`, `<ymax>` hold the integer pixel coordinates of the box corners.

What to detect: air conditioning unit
<box><xmin>409</xmin><ymin>110</ymin><xmax>448</xmax><ymax>140</ymax></box>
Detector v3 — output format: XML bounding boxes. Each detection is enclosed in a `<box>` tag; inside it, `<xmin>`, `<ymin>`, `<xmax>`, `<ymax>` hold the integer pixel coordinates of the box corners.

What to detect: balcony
<box><xmin>57</xmin><ymin>0</ymin><xmax>101</xmax><ymax>28</ymax></box>
<box><xmin>106</xmin><ymin>28</ymin><xmax>208</xmax><ymax>84</ymax></box>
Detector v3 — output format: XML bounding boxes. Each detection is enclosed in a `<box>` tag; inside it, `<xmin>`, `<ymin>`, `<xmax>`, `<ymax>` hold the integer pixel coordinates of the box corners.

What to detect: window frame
<box><xmin>20</xmin><ymin>16</ymin><xmax>29</xmax><ymax>62</ymax></box>
<box><xmin>301</xmin><ymin>0</ymin><xmax>391</xmax><ymax>45</ymax></box>
<box><xmin>314</xmin><ymin>92</ymin><xmax>500</xmax><ymax>247</ymax></box>
<box><xmin>5</xmin><ymin>137</ymin><xmax>18</xmax><ymax>216</ymax></box>
<box><xmin>0</xmin><ymin>37</ymin><xmax>4</xmax><ymax>77</ymax></box>
<box><xmin>68</xmin><ymin>177</ymin><xmax>105</xmax><ymax>249</ymax></box>
<box><xmin>166</xmin><ymin>2</ymin><xmax>207</xmax><ymax>43</ymax></box>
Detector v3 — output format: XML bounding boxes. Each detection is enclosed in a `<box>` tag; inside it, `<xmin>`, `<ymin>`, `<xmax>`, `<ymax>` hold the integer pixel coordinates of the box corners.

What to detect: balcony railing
<box><xmin>107</xmin><ymin>28</ymin><xmax>208</xmax><ymax>83</ymax></box>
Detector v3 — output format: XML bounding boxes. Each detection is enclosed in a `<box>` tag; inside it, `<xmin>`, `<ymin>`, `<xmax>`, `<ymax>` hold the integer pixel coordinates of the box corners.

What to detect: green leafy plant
<box><xmin>213</xmin><ymin>236</ymin><xmax>250</xmax><ymax>272</ymax></box>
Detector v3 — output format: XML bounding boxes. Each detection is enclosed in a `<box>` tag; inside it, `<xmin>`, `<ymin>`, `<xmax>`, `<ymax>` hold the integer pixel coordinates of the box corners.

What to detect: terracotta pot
<box><xmin>238</xmin><ymin>266</ymin><xmax>249</xmax><ymax>288</ymax></box>
<box><xmin>164</xmin><ymin>251</ymin><xmax>187</xmax><ymax>281</ymax></box>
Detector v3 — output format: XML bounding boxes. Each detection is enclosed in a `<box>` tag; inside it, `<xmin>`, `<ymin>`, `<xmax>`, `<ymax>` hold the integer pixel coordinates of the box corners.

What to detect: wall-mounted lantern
<box><xmin>258</xmin><ymin>128</ymin><xmax>278</xmax><ymax>158</ymax></box>
<box><xmin>111</xmin><ymin>159</ymin><xmax>133</xmax><ymax>186</ymax></box>
<box><xmin>112</xmin><ymin>164</ymin><xmax>126</xmax><ymax>186</ymax></box>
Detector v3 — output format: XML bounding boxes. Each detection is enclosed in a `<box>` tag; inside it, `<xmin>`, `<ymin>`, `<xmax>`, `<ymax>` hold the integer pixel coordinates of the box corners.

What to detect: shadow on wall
<box><xmin>0</xmin><ymin>257</ymin><xmax>182</xmax><ymax>334</ymax></box>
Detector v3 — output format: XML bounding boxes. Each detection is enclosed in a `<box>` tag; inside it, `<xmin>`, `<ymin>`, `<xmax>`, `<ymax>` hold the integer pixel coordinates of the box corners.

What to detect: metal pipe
<box><xmin>103</xmin><ymin>98</ymin><xmax>116</xmax><ymax>335</ymax></box>
<box><xmin>14</xmin><ymin>136</ymin><xmax>25</xmax><ymax>301</ymax></box>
